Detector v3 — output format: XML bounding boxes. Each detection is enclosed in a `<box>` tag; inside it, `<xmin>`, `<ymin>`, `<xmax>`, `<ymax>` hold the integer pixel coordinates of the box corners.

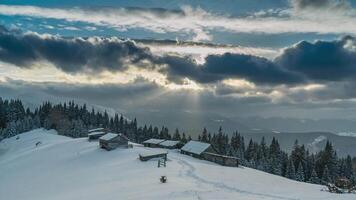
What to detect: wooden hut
<box><xmin>142</xmin><ymin>139</ymin><xmax>165</xmax><ymax>148</ymax></box>
<box><xmin>180</xmin><ymin>140</ymin><xmax>217</xmax><ymax>159</ymax></box>
<box><xmin>99</xmin><ymin>133</ymin><xmax>129</xmax><ymax>151</ymax></box>
<box><xmin>202</xmin><ymin>152</ymin><xmax>239</xmax><ymax>167</ymax></box>
<box><xmin>159</xmin><ymin>140</ymin><xmax>180</xmax><ymax>149</ymax></box>
<box><xmin>139</xmin><ymin>151</ymin><xmax>168</xmax><ymax>161</ymax></box>
<box><xmin>88</xmin><ymin>131</ymin><xmax>106</xmax><ymax>140</ymax></box>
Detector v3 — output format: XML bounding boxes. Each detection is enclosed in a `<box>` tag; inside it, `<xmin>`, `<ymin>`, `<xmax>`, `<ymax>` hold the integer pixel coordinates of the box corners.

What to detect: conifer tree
<box><xmin>286</xmin><ymin>159</ymin><xmax>296</xmax><ymax>180</ymax></box>
<box><xmin>295</xmin><ymin>162</ymin><xmax>305</xmax><ymax>182</ymax></box>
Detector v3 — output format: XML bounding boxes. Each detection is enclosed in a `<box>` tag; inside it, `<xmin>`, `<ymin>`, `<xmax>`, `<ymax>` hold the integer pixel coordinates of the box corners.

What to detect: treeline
<box><xmin>196</xmin><ymin>127</ymin><xmax>356</xmax><ymax>186</ymax></box>
<box><xmin>0</xmin><ymin>98</ymin><xmax>355</xmax><ymax>186</ymax></box>
<box><xmin>0</xmin><ymin>98</ymin><xmax>191</xmax><ymax>142</ymax></box>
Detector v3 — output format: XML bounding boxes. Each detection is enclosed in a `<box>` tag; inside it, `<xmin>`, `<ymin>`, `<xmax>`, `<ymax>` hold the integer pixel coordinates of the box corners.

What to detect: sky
<box><xmin>1</xmin><ymin>0</ymin><xmax>356</xmax><ymax>132</ymax></box>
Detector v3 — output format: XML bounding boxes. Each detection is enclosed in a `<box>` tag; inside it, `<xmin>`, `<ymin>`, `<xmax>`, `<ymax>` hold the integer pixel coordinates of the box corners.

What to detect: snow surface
<box><xmin>160</xmin><ymin>140</ymin><xmax>180</xmax><ymax>147</ymax></box>
<box><xmin>181</xmin><ymin>140</ymin><xmax>211</xmax><ymax>155</ymax></box>
<box><xmin>88</xmin><ymin>128</ymin><xmax>105</xmax><ymax>133</ymax></box>
<box><xmin>88</xmin><ymin>131</ymin><xmax>106</xmax><ymax>136</ymax></box>
<box><xmin>99</xmin><ymin>133</ymin><xmax>118</xmax><ymax>141</ymax></box>
<box><xmin>143</xmin><ymin>138</ymin><xmax>165</xmax><ymax>144</ymax></box>
<box><xmin>0</xmin><ymin>129</ymin><xmax>355</xmax><ymax>200</ymax></box>
<box><xmin>336</xmin><ymin>132</ymin><xmax>356</xmax><ymax>137</ymax></box>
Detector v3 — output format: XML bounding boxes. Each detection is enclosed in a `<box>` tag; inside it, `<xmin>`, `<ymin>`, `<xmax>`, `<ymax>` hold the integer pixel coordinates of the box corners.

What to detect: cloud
<box><xmin>0</xmin><ymin>26</ymin><xmax>299</xmax><ymax>85</ymax></box>
<box><xmin>291</xmin><ymin>0</ymin><xmax>350</xmax><ymax>10</ymax></box>
<box><xmin>275</xmin><ymin>36</ymin><xmax>356</xmax><ymax>81</ymax></box>
<box><xmin>138</xmin><ymin>39</ymin><xmax>278</xmax><ymax>61</ymax></box>
<box><xmin>1</xmin><ymin>26</ymin><xmax>356</xmax><ymax>87</ymax></box>
<box><xmin>161</xmin><ymin>53</ymin><xmax>303</xmax><ymax>85</ymax></box>
<box><xmin>0</xmin><ymin>26</ymin><xmax>155</xmax><ymax>73</ymax></box>
<box><xmin>0</xmin><ymin>4</ymin><xmax>356</xmax><ymax>40</ymax></box>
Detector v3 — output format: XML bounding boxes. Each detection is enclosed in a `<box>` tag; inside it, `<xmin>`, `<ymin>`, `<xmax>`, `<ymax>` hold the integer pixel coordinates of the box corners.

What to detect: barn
<box><xmin>180</xmin><ymin>140</ymin><xmax>217</xmax><ymax>159</ymax></box>
<box><xmin>159</xmin><ymin>140</ymin><xmax>180</xmax><ymax>149</ymax></box>
<box><xmin>202</xmin><ymin>152</ymin><xmax>239</xmax><ymax>167</ymax></box>
<box><xmin>142</xmin><ymin>139</ymin><xmax>165</xmax><ymax>148</ymax></box>
<box><xmin>99</xmin><ymin>133</ymin><xmax>129</xmax><ymax>151</ymax></box>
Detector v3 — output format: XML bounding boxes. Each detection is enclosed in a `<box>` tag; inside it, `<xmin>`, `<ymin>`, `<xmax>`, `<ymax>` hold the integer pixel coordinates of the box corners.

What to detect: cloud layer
<box><xmin>1</xmin><ymin>26</ymin><xmax>356</xmax><ymax>87</ymax></box>
<box><xmin>0</xmin><ymin>27</ymin><xmax>154</xmax><ymax>73</ymax></box>
<box><xmin>0</xmin><ymin>3</ymin><xmax>356</xmax><ymax>41</ymax></box>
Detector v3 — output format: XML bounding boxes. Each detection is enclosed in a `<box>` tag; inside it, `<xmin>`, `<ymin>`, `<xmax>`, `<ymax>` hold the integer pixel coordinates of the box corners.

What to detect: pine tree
<box><xmin>295</xmin><ymin>162</ymin><xmax>305</xmax><ymax>182</ymax></box>
<box><xmin>309</xmin><ymin>169</ymin><xmax>320</xmax><ymax>184</ymax></box>
<box><xmin>173</xmin><ymin>128</ymin><xmax>181</xmax><ymax>141</ymax></box>
<box><xmin>201</xmin><ymin>128</ymin><xmax>208</xmax><ymax>142</ymax></box>
<box><xmin>286</xmin><ymin>159</ymin><xmax>296</xmax><ymax>180</ymax></box>
<box><xmin>322</xmin><ymin>166</ymin><xmax>331</xmax><ymax>184</ymax></box>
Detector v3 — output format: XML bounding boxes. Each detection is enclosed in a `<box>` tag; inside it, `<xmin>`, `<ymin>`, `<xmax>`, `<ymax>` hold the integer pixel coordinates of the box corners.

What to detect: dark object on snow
<box><xmin>139</xmin><ymin>152</ymin><xmax>167</xmax><ymax>161</ymax></box>
<box><xmin>326</xmin><ymin>181</ymin><xmax>356</xmax><ymax>194</ymax></box>
<box><xmin>160</xmin><ymin>176</ymin><xmax>167</xmax><ymax>183</ymax></box>
<box><xmin>16</xmin><ymin>136</ymin><xmax>20</xmax><ymax>140</ymax></box>
<box><xmin>335</xmin><ymin>178</ymin><xmax>352</xmax><ymax>190</ymax></box>
<box><xmin>99</xmin><ymin>133</ymin><xmax>129</xmax><ymax>151</ymax></box>
<box><xmin>35</xmin><ymin>141</ymin><xmax>42</xmax><ymax>147</ymax></box>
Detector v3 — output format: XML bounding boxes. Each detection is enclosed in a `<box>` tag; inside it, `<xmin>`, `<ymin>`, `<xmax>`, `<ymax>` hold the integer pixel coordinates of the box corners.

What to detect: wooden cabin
<box><xmin>99</xmin><ymin>133</ymin><xmax>129</xmax><ymax>151</ymax></box>
<box><xmin>88</xmin><ymin>131</ymin><xmax>106</xmax><ymax>141</ymax></box>
<box><xmin>142</xmin><ymin>138</ymin><xmax>165</xmax><ymax>148</ymax></box>
<box><xmin>139</xmin><ymin>151</ymin><xmax>168</xmax><ymax>161</ymax></box>
<box><xmin>180</xmin><ymin>140</ymin><xmax>217</xmax><ymax>159</ymax></box>
<box><xmin>159</xmin><ymin>140</ymin><xmax>180</xmax><ymax>149</ymax></box>
<box><xmin>202</xmin><ymin>152</ymin><xmax>239</xmax><ymax>167</ymax></box>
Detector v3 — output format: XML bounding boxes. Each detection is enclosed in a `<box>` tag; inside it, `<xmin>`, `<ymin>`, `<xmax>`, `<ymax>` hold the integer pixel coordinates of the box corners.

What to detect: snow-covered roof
<box><xmin>88</xmin><ymin>128</ymin><xmax>104</xmax><ymax>133</ymax></box>
<box><xmin>99</xmin><ymin>133</ymin><xmax>118</xmax><ymax>141</ymax></box>
<box><xmin>142</xmin><ymin>138</ymin><xmax>165</xmax><ymax>144</ymax></box>
<box><xmin>139</xmin><ymin>151</ymin><xmax>168</xmax><ymax>157</ymax></box>
<box><xmin>160</xmin><ymin>140</ymin><xmax>180</xmax><ymax>147</ymax></box>
<box><xmin>181</xmin><ymin>141</ymin><xmax>211</xmax><ymax>155</ymax></box>
<box><xmin>88</xmin><ymin>131</ymin><xmax>106</xmax><ymax>136</ymax></box>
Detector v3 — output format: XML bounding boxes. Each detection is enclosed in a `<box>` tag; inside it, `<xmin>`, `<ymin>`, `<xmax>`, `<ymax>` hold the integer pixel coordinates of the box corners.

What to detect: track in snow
<box><xmin>175</xmin><ymin>155</ymin><xmax>300</xmax><ymax>200</ymax></box>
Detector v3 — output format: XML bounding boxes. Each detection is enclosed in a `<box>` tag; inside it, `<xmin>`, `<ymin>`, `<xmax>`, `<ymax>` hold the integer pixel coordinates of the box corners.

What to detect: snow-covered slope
<box><xmin>0</xmin><ymin>129</ymin><xmax>354</xmax><ymax>200</ymax></box>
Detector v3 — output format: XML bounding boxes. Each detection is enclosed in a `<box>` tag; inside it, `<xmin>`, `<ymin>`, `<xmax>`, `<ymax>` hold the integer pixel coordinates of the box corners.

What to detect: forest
<box><xmin>0</xmin><ymin>97</ymin><xmax>355</xmax><ymax>186</ymax></box>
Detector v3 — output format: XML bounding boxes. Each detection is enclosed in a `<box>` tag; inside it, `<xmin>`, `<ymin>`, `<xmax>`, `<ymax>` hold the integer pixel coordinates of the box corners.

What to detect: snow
<box><xmin>308</xmin><ymin>135</ymin><xmax>327</xmax><ymax>153</ymax></box>
<box><xmin>0</xmin><ymin>129</ymin><xmax>355</xmax><ymax>200</ymax></box>
<box><xmin>88</xmin><ymin>131</ymin><xmax>106</xmax><ymax>136</ymax></box>
<box><xmin>181</xmin><ymin>140</ymin><xmax>211</xmax><ymax>155</ymax></box>
<box><xmin>159</xmin><ymin>140</ymin><xmax>179</xmax><ymax>147</ymax></box>
<box><xmin>139</xmin><ymin>150</ymin><xmax>168</xmax><ymax>157</ymax></box>
<box><xmin>335</xmin><ymin>132</ymin><xmax>356</xmax><ymax>137</ymax></box>
<box><xmin>88</xmin><ymin>128</ymin><xmax>104</xmax><ymax>133</ymax></box>
<box><xmin>99</xmin><ymin>133</ymin><xmax>118</xmax><ymax>141</ymax></box>
<box><xmin>142</xmin><ymin>138</ymin><xmax>165</xmax><ymax>144</ymax></box>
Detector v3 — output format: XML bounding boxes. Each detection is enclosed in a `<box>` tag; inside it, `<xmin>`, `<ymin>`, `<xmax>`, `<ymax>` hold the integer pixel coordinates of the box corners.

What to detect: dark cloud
<box><xmin>291</xmin><ymin>0</ymin><xmax>350</xmax><ymax>10</ymax></box>
<box><xmin>0</xmin><ymin>25</ymin><xmax>303</xmax><ymax>85</ymax></box>
<box><xmin>161</xmin><ymin>53</ymin><xmax>303</xmax><ymax>85</ymax></box>
<box><xmin>0</xmin><ymin>25</ymin><xmax>155</xmax><ymax>73</ymax></box>
<box><xmin>275</xmin><ymin>36</ymin><xmax>356</xmax><ymax>81</ymax></box>
<box><xmin>1</xmin><ymin>25</ymin><xmax>356</xmax><ymax>86</ymax></box>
